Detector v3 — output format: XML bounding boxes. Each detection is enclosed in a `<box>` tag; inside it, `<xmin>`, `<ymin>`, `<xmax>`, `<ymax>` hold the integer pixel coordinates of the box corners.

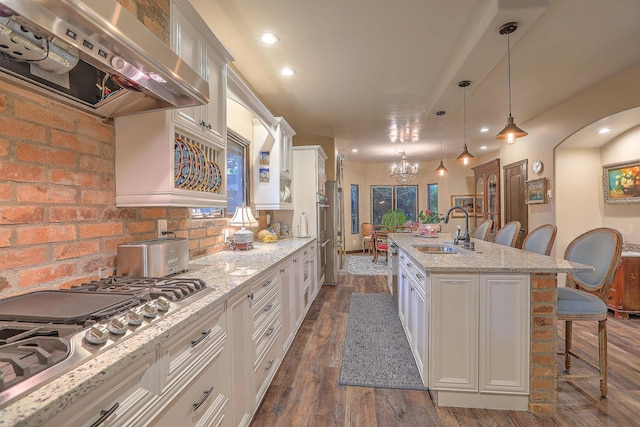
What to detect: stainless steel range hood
<box><xmin>0</xmin><ymin>0</ymin><xmax>209</xmax><ymax>117</ymax></box>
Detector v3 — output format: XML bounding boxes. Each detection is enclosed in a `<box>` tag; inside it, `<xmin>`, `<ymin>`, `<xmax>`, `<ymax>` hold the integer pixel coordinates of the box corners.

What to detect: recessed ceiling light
<box><xmin>480</xmin><ymin>127</ymin><xmax>490</xmax><ymax>133</ymax></box>
<box><xmin>351</xmin><ymin>148</ymin><xmax>358</xmax><ymax>153</ymax></box>
<box><xmin>480</xmin><ymin>145</ymin><xmax>488</xmax><ymax>150</ymax></box>
<box><xmin>261</xmin><ymin>32</ymin><xmax>279</xmax><ymax>44</ymax></box>
<box><xmin>281</xmin><ymin>67</ymin><xmax>295</xmax><ymax>76</ymax></box>
<box><xmin>598</xmin><ymin>127</ymin><xmax>611</xmax><ymax>134</ymax></box>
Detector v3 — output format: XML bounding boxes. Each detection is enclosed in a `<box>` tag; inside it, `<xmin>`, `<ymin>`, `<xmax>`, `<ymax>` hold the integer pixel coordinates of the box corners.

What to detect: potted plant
<box><xmin>417</xmin><ymin>209</ymin><xmax>444</xmax><ymax>235</ymax></box>
<box><xmin>381</xmin><ymin>209</ymin><xmax>408</xmax><ymax>229</ymax></box>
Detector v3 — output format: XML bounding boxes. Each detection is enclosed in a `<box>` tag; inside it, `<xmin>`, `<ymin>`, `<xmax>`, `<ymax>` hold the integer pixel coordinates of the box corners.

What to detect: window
<box><xmin>350</xmin><ymin>184</ymin><xmax>359</xmax><ymax>233</ymax></box>
<box><xmin>370</xmin><ymin>185</ymin><xmax>418</xmax><ymax>224</ymax></box>
<box><xmin>427</xmin><ymin>183</ymin><xmax>438</xmax><ymax>212</ymax></box>
<box><xmin>226</xmin><ymin>130</ymin><xmax>250</xmax><ymax>215</ymax></box>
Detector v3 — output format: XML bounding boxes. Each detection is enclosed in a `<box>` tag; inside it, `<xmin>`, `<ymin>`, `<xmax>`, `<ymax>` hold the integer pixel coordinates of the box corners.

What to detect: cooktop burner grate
<box><xmin>69</xmin><ymin>276</ymin><xmax>207</xmax><ymax>301</ymax></box>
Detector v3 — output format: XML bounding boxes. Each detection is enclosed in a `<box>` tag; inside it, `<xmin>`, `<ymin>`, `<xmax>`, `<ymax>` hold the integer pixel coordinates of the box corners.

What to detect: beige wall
<box><xmin>498</xmin><ymin>62</ymin><xmax>640</xmax><ymax>256</ymax></box>
<box><xmin>342</xmin><ymin>154</ymin><xmax>498</xmax><ymax>252</ymax></box>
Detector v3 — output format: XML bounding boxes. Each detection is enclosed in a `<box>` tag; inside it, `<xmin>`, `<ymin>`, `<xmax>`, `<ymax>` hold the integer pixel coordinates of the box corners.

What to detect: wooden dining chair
<box><xmin>494</xmin><ymin>221</ymin><xmax>521</xmax><ymax>247</ymax></box>
<box><xmin>557</xmin><ymin>227</ymin><xmax>622</xmax><ymax>397</ymax></box>
<box><xmin>473</xmin><ymin>219</ymin><xmax>493</xmax><ymax>241</ymax></box>
<box><xmin>522</xmin><ymin>224</ymin><xmax>557</xmax><ymax>255</ymax></box>
<box><xmin>372</xmin><ymin>231</ymin><xmax>389</xmax><ymax>263</ymax></box>
<box><xmin>361</xmin><ymin>222</ymin><xmax>374</xmax><ymax>253</ymax></box>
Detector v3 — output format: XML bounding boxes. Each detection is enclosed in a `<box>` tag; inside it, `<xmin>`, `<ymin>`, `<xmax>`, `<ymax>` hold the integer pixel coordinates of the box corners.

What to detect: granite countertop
<box><xmin>389</xmin><ymin>233</ymin><xmax>592</xmax><ymax>274</ymax></box>
<box><xmin>0</xmin><ymin>237</ymin><xmax>315</xmax><ymax>426</ymax></box>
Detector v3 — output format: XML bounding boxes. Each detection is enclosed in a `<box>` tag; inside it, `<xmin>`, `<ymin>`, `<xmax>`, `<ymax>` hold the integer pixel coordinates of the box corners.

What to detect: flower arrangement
<box><xmin>614</xmin><ymin>168</ymin><xmax>640</xmax><ymax>195</ymax></box>
<box><xmin>418</xmin><ymin>209</ymin><xmax>443</xmax><ymax>224</ymax></box>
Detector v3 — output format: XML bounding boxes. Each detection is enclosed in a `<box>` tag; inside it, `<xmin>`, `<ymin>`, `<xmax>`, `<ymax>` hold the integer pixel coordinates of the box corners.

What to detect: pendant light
<box><xmin>456</xmin><ymin>80</ymin><xmax>475</xmax><ymax>165</ymax></box>
<box><xmin>434</xmin><ymin>111</ymin><xmax>448</xmax><ymax>176</ymax></box>
<box><xmin>495</xmin><ymin>22</ymin><xmax>527</xmax><ymax>144</ymax></box>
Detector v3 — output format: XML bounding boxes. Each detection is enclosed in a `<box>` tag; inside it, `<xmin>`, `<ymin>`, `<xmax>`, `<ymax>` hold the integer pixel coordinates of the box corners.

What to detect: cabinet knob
<box><xmin>206</xmin><ymin>124</ymin><xmax>212</xmax><ymax>130</ymax></box>
<box><xmin>200</xmin><ymin>121</ymin><xmax>206</xmax><ymax>127</ymax></box>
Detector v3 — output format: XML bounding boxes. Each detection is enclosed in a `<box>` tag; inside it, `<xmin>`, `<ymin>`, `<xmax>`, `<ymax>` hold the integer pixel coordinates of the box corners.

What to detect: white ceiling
<box><xmin>189</xmin><ymin>0</ymin><xmax>640</xmax><ymax>163</ymax></box>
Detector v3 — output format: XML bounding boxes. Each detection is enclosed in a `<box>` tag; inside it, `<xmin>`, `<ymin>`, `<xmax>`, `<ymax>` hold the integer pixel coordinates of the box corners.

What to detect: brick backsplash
<box><xmin>0</xmin><ymin>54</ymin><xmax>228</xmax><ymax>298</ymax></box>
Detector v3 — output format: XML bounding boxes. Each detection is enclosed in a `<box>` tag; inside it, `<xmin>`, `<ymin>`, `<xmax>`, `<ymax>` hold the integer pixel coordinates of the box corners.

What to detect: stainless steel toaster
<box><xmin>117</xmin><ymin>238</ymin><xmax>189</xmax><ymax>277</ymax></box>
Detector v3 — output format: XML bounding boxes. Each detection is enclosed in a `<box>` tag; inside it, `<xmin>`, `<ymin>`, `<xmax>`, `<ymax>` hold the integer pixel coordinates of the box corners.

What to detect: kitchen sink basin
<box><xmin>412</xmin><ymin>244</ymin><xmax>464</xmax><ymax>254</ymax></box>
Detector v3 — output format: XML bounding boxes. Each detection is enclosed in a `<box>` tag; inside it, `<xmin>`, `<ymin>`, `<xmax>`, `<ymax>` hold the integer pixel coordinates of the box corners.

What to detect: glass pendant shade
<box><xmin>391</xmin><ymin>151</ymin><xmax>419</xmax><ymax>184</ymax></box>
<box><xmin>457</xmin><ymin>80</ymin><xmax>475</xmax><ymax>164</ymax></box>
<box><xmin>495</xmin><ymin>22</ymin><xmax>527</xmax><ymax>144</ymax></box>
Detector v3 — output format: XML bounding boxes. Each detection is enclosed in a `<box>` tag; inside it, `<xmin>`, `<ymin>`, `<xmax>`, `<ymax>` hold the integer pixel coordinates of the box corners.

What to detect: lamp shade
<box><xmin>229</xmin><ymin>205</ymin><xmax>258</xmax><ymax>228</ymax></box>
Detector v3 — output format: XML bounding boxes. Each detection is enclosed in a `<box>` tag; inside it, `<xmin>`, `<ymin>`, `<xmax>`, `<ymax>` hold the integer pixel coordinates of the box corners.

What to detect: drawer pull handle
<box><xmin>192</xmin><ymin>387</ymin><xmax>213</xmax><ymax>411</ymax></box>
<box><xmin>265</xmin><ymin>360</ymin><xmax>274</xmax><ymax>371</ymax></box>
<box><xmin>293</xmin><ymin>259</ymin><xmax>298</xmax><ymax>263</ymax></box>
<box><xmin>264</xmin><ymin>303</ymin><xmax>273</xmax><ymax>312</ymax></box>
<box><xmin>191</xmin><ymin>329</ymin><xmax>211</xmax><ymax>347</ymax></box>
<box><xmin>416</xmin><ymin>273</ymin><xmax>424</xmax><ymax>280</ymax></box>
<box><xmin>89</xmin><ymin>402</ymin><xmax>119</xmax><ymax>427</ymax></box>
<box><xmin>265</xmin><ymin>327</ymin><xmax>275</xmax><ymax>336</ymax></box>
<box><xmin>401</xmin><ymin>274</ymin><xmax>406</xmax><ymax>279</ymax></box>
<box><xmin>280</xmin><ymin>268</ymin><xmax>285</xmax><ymax>274</ymax></box>
<box><xmin>264</xmin><ymin>280</ymin><xmax>272</xmax><ymax>287</ymax></box>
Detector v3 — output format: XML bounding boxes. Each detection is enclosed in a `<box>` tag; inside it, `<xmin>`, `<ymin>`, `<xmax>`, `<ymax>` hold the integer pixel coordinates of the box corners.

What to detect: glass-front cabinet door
<box><xmin>472</xmin><ymin>159</ymin><xmax>500</xmax><ymax>233</ymax></box>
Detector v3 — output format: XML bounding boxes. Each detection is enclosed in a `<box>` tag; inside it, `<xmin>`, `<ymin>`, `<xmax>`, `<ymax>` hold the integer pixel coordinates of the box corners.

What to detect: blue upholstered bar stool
<box><xmin>494</xmin><ymin>221</ymin><xmax>521</xmax><ymax>247</ymax></box>
<box><xmin>473</xmin><ymin>219</ymin><xmax>493</xmax><ymax>241</ymax></box>
<box><xmin>557</xmin><ymin>227</ymin><xmax>623</xmax><ymax>397</ymax></box>
<box><xmin>522</xmin><ymin>224</ymin><xmax>557</xmax><ymax>255</ymax></box>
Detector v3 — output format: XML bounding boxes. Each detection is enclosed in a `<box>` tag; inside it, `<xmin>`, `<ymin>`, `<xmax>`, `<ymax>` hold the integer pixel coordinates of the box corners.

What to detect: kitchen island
<box><xmin>0</xmin><ymin>237</ymin><xmax>316</xmax><ymax>427</ymax></box>
<box><xmin>389</xmin><ymin>232</ymin><xmax>592</xmax><ymax>415</ymax></box>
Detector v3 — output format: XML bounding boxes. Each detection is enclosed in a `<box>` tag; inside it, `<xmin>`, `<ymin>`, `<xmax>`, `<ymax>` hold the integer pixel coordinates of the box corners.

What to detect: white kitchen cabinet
<box><xmin>430</xmin><ymin>274</ymin><xmax>479</xmax><ymax>391</ymax></box>
<box><xmin>398</xmin><ymin>250</ymin><xmax>428</xmax><ymax>384</ymax></box>
<box><xmin>172</xmin><ymin>0</ymin><xmax>228</xmax><ymax>142</ymax></box>
<box><xmin>144</xmin><ymin>304</ymin><xmax>230</xmax><ymax>427</ymax></box>
<box><xmin>252</xmin><ymin>118</ymin><xmax>296</xmax><ymax>210</ymax></box>
<box><xmin>47</xmin><ymin>351</ymin><xmax>157</xmax><ymax>426</ymax></box>
<box><xmin>430</xmin><ymin>273</ymin><xmax>530</xmax><ymax>409</ymax></box>
<box><xmin>478</xmin><ymin>275</ymin><xmax>529</xmax><ymax>394</ymax></box>
<box><xmin>228</xmin><ymin>288</ymin><xmax>254</xmax><ymax>427</ymax></box>
<box><xmin>114</xmin><ymin>0</ymin><xmax>232</xmax><ymax>208</ymax></box>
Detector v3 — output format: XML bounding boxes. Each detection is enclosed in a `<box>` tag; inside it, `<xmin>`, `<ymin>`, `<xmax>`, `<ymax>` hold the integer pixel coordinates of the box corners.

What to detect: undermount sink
<box><xmin>412</xmin><ymin>244</ymin><xmax>464</xmax><ymax>254</ymax></box>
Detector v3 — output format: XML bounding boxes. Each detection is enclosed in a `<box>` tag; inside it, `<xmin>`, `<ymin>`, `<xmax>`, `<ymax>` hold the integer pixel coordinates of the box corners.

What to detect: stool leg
<box><xmin>599</xmin><ymin>319</ymin><xmax>608</xmax><ymax>397</ymax></box>
<box><xmin>565</xmin><ymin>320</ymin><xmax>572</xmax><ymax>371</ymax></box>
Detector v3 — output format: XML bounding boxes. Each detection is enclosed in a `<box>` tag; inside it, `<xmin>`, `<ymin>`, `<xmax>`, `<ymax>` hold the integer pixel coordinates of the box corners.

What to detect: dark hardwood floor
<box><xmin>250</xmin><ymin>268</ymin><xmax>640</xmax><ymax>426</ymax></box>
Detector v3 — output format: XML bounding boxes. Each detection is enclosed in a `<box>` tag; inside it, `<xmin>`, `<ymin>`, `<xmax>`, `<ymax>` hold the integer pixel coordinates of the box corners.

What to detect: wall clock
<box><xmin>532</xmin><ymin>160</ymin><xmax>543</xmax><ymax>174</ymax></box>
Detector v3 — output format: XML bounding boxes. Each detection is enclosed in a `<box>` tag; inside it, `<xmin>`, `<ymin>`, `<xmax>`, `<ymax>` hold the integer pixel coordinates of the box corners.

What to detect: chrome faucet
<box><xmin>444</xmin><ymin>206</ymin><xmax>470</xmax><ymax>245</ymax></box>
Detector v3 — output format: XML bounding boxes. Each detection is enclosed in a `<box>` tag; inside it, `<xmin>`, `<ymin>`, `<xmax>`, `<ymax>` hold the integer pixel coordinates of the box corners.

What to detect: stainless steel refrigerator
<box><xmin>324</xmin><ymin>180</ymin><xmax>343</xmax><ymax>286</ymax></box>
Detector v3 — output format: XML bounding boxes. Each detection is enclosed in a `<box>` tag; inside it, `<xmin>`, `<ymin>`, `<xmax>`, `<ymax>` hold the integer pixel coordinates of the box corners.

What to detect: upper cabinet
<box><xmin>114</xmin><ymin>0</ymin><xmax>232</xmax><ymax>208</ymax></box>
<box><xmin>171</xmin><ymin>0</ymin><xmax>226</xmax><ymax>143</ymax></box>
<box><xmin>227</xmin><ymin>70</ymin><xmax>295</xmax><ymax>211</ymax></box>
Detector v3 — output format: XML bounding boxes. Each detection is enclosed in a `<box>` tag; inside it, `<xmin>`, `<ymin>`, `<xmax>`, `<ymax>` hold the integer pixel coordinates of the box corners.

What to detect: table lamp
<box><xmin>229</xmin><ymin>203</ymin><xmax>258</xmax><ymax>250</ymax></box>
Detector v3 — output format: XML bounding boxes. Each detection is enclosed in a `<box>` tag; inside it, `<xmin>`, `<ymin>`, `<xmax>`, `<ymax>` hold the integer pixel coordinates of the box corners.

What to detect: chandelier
<box><xmin>391</xmin><ymin>151</ymin><xmax>419</xmax><ymax>185</ymax></box>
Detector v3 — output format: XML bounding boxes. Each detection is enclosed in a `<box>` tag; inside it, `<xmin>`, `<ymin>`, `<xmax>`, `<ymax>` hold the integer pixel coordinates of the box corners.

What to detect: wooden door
<box><xmin>503</xmin><ymin>160</ymin><xmax>528</xmax><ymax>248</ymax></box>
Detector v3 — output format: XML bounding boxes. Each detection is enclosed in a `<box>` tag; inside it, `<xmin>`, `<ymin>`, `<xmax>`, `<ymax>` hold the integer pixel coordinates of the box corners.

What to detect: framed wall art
<box><xmin>259</xmin><ymin>151</ymin><xmax>270</xmax><ymax>165</ymax></box>
<box><xmin>259</xmin><ymin>168</ymin><xmax>270</xmax><ymax>183</ymax></box>
<box><xmin>449</xmin><ymin>194</ymin><xmax>475</xmax><ymax>217</ymax></box>
<box><xmin>603</xmin><ymin>159</ymin><xmax>640</xmax><ymax>204</ymax></box>
<box><xmin>526</xmin><ymin>178</ymin><xmax>547</xmax><ymax>204</ymax></box>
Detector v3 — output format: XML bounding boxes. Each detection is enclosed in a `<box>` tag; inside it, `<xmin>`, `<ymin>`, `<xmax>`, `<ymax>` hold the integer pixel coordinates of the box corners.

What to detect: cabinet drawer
<box><xmin>400</xmin><ymin>253</ymin><xmax>426</xmax><ymax>293</ymax></box>
<box><xmin>162</xmin><ymin>305</ymin><xmax>225</xmax><ymax>382</ymax></box>
<box><xmin>251</xmin><ymin>284</ymin><xmax>280</xmax><ymax>329</ymax></box>
<box><xmin>254</xmin><ymin>329</ymin><xmax>282</xmax><ymax>404</ymax></box>
<box><xmin>47</xmin><ymin>354</ymin><xmax>155</xmax><ymax>427</ymax></box>
<box><xmin>147</xmin><ymin>336</ymin><xmax>230</xmax><ymax>427</ymax></box>
<box><xmin>252</xmin><ymin>271</ymin><xmax>280</xmax><ymax>303</ymax></box>
<box><xmin>253</xmin><ymin>307</ymin><xmax>281</xmax><ymax>365</ymax></box>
